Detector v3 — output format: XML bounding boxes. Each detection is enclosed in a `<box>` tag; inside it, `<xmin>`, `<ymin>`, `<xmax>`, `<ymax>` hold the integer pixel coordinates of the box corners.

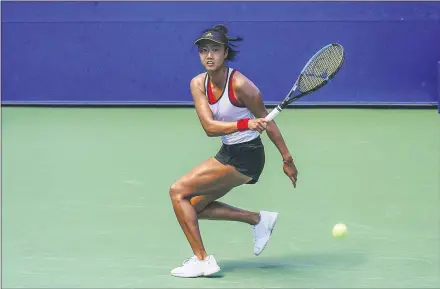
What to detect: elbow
<box><xmin>205</xmin><ymin>129</ymin><xmax>217</xmax><ymax>137</ymax></box>
<box><xmin>205</xmin><ymin>130</ymin><xmax>216</xmax><ymax>137</ymax></box>
<box><xmin>205</xmin><ymin>123</ymin><xmax>225</xmax><ymax>137</ymax></box>
<box><xmin>203</xmin><ymin>124</ymin><xmax>216</xmax><ymax>137</ymax></box>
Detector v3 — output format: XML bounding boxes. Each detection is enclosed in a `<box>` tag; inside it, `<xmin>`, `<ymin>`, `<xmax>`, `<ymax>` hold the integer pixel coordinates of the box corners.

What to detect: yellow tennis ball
<box><xmin>332</xmin><ymin>223</ymin><xmax>347</xmax><ymax>238</ymax></box>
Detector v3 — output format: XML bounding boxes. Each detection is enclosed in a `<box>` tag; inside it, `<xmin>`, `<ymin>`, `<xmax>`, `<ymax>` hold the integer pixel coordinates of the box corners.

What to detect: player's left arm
<box><xmin>233</xmin><ymin>72</ymin><xmax>298</xmax><ymax>186</ymax></box>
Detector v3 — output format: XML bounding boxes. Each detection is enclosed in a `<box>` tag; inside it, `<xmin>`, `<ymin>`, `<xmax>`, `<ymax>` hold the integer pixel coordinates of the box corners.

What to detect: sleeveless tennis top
<box><xmin>204</xmin><ymin>67</ymin><xmax>259</xmax><ymax>145</ymax></box>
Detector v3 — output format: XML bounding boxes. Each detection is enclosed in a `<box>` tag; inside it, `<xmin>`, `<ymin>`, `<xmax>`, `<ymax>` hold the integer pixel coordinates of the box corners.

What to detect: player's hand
<box><xmin>248</xmin><ymin>118</ymin><xmax>269</xmax><ymax>133</ymax></box>
<box><xmin>283</xmin><ymin>158</ymin><xmax>298</xmax><ymax>188</ymax></box>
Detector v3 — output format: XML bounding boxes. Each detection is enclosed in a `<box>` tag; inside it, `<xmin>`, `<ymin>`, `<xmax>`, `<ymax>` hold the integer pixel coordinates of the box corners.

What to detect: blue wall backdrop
<box><xmin>2</xmin><ymin>1</ymin><xmax>440</xmax><ymax>107</ymax></box>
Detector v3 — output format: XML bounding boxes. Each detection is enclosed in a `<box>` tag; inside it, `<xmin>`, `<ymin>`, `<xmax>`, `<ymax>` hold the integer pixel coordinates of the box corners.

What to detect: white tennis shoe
<box><xmin>252</xmin><ymin>211</ymin><xmax>279</xmax><ymax>256</ymax></box>
<box><xmin>171</xmin><ymin>255</ymin><xmax>221</xmax><ymax>278</ymax></box>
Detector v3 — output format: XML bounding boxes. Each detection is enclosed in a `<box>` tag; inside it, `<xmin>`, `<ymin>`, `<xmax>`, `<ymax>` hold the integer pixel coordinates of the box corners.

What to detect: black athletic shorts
<box><xmin>214</xmin><ymin>136</ymin><xmax>265</xmax><ymax>184</ymax></box>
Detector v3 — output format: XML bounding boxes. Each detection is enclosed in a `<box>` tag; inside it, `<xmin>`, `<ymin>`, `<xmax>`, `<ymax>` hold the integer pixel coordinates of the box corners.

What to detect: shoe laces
<box><xmin>182</xmin><ymin>255</ymin><xmax>198</xmax><ymax>265</ymax></box>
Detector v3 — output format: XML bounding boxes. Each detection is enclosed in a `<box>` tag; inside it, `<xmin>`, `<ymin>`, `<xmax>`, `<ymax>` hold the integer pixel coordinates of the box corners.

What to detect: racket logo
<box><xmin>310</xmin><ymin>61</ymin><xmax>327</xmax><ymax>78</ymax></box>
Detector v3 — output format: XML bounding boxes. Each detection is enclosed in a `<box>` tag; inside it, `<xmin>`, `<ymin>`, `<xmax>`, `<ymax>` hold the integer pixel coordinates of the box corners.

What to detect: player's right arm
<box><xmin>190</xmin><ymin>75</ymin><xmax>267</xmax><ymax>137</ymax></box>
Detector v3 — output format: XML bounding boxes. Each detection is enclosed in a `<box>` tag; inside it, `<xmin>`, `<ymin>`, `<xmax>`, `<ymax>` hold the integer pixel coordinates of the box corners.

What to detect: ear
<box><xmin>224</xmin><ymin>46</ymin><xmax>229</xmax><ymax>60</ymax></box>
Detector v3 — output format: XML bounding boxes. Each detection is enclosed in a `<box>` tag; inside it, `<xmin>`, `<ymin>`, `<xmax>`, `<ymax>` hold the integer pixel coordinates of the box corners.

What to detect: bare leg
<box><xmin>192</xmin><ymin>197</ymin><xmax>260</xmax><ymax>225</ymax></box>
<box><xmin>190</xmin><ymin>187</ymin><xmax>261</xmax><ymax>225</ymax></box>
<box><xmin>198</xmin><ymin>201</ymin><xmax>260</xmax><ymax>225</ymax></box>
<box><xmin>170</xmin><ymin>187</ymin><xmax>206</xmax><ymax>259</ymax></box>
<box><xmin>169</xmin><ymin>158</ymin><xmax>252</xmax><ymax>260</ymax></box>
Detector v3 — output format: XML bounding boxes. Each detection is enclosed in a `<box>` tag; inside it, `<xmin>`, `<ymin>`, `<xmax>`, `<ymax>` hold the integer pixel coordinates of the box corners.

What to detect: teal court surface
<box><xmin>2</xmin><ymin>107</ymin><xmax>439</xmax><ymax>288</ymax></box>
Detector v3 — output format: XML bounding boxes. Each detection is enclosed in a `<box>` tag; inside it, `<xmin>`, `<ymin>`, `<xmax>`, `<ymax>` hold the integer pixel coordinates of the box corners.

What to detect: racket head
<box><xmin>284</xmin><ymin>43</ymin><xmax>344</xmax><ymax>106</ymax></box>
<box><xmin>297</xmin><ymin>43</ymin><xmax>344</xmax><ymax>94</ymax></box>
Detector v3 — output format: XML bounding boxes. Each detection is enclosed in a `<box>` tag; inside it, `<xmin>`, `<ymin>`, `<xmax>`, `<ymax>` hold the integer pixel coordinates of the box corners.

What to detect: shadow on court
<box><xmin>208</xmin><ymin>251</ymin><xmax>367</xmax><ymax>277</ymax></box>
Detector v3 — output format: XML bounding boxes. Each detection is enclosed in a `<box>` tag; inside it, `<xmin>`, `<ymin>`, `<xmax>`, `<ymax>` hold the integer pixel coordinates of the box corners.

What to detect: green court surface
<box><xmin>2</xmin><ymin>107</ymin><xmax>440</xmax><ymax>288</ymax></box>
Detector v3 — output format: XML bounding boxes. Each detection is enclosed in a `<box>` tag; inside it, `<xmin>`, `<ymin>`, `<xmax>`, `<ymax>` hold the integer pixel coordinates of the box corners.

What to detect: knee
<box><xmin>169</xmin><ymin>182</ymin><xmax>186</xmax><ymax>202</ymax></box>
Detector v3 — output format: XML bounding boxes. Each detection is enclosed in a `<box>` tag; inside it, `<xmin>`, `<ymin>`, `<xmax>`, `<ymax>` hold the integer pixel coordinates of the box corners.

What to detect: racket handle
<box><xmin>265</xmin><ymin>106</ymin><xmax>282</xmax><ymax>121</ymax></box>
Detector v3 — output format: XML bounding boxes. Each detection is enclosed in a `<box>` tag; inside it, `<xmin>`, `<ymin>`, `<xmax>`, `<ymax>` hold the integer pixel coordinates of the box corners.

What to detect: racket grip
<box><xmin>265</xmin><ymin>106</ymin><xmax>282</xmax><ymax>121</ymax></box>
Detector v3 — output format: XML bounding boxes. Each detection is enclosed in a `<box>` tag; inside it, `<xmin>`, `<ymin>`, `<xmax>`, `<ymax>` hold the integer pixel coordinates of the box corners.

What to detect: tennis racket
<box><xmin>265</xmin><ymin>43</ymin><xmax>345</xmax><ymax>121</ymax></box>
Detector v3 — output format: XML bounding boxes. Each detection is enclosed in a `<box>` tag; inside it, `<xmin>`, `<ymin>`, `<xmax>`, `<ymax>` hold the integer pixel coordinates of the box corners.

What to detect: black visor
<box><xmin>194</xmin><ymin>30</ymin><xmax>228</xmax><ymax>46</ymax></box>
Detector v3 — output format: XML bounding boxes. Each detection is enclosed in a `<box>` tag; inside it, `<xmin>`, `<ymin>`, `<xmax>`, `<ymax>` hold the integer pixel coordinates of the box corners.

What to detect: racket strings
<box><xmin>299</xmin><ymin>45</ymin><xmax>344</xmax><ymax>93</ymax></box>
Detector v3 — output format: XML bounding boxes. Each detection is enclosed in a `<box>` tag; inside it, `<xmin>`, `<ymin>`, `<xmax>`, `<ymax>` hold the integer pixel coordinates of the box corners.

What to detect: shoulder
<box><xmin>231</xmin><ymin>70</ymin><xmax>261</xmax><ymax>99</ymax></box>
<box><xmin>190</xmin><ymin>73</ymin><xmax>208</xmax><ymax>102</ymax></box>
<box><xmin>190</xmin><ymin>72</ymin><xmax>207</xmax><ymax>91</ymax></box>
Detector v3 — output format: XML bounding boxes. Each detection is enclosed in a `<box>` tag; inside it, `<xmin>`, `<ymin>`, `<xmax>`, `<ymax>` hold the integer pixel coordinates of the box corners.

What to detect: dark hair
<box><xmin>200</xmin><ymin>24</ymin><xmax>244</xmax><ymax>61</ymax></box>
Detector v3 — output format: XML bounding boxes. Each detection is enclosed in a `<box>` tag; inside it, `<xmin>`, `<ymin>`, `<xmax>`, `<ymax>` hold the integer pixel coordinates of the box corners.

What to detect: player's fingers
<box><xmin>256</xmin><ymin>121</ymin><xmax>265</xmax><ymax>129</ymax></box>
<box><xmin>258</xmin><ymin>119</ymin><xmax>268</xmax><ymax>127</ymax></box>
<box><xmin>290</xmin><ymin>175</ymin><xmax>297</xmax><ymax>187</ymax></box>
<box><xmin>291</xmin><ymin>179</ymin><xmax>296</xmax><ymax>188</ymax></box>
<box><xmin>292</xmin><ymin>173</ymin><xmax>297</xmax><ymax>181</ymax></box>
<box><xmin>291</xmin><ymin>171</ymin><xmax>298</xmax><ymax>181</ymax></box>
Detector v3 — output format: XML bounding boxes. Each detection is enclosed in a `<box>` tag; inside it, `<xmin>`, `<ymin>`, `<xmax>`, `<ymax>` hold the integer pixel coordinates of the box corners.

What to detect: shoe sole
<box><xmin>254</xmin><ymin>212</ymin><xmax>279</xmax><ymax>256</ymax></box>
<box><xmin>171</xmin><ymin>266</ymin><xmax>221</xmax><ymax>278</ymax></box>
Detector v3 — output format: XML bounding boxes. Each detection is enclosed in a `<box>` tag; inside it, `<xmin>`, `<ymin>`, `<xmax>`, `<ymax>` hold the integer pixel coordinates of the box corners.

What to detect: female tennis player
<box><xmin>169</xmin><ymin>24</ymin><xmax>298</xmax><ymax>278</ymax></box>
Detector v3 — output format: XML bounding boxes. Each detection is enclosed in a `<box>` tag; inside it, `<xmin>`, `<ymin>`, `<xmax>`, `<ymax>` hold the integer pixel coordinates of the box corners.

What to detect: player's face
<box><xmin>198</xmin><ymin>41</ymin><xmax>228</xmax><ymax>71</ymax></box>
